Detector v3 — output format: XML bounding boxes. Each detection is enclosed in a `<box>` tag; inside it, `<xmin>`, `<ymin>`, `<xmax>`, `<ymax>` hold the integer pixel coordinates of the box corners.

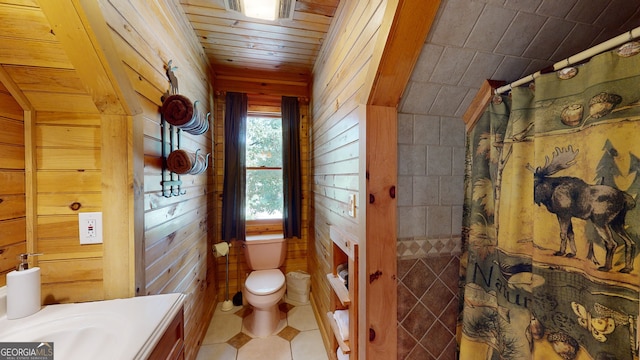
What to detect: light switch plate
<box><xmin>79</xmin><ymin>212</ymin><xmax>103</xmax><ymax>244</ymax></box>
<box><xmin>348</xmin><ymin>194</ymin><xmax>356</xmax><ymax>217</ymax></box>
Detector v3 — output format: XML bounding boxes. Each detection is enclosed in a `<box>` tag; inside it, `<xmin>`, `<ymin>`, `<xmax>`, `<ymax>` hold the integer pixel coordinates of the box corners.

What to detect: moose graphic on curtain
<box><xmin>458</xmin><ymin>43</ymin><xmax>640</xmax><ymax>360</ymax></box>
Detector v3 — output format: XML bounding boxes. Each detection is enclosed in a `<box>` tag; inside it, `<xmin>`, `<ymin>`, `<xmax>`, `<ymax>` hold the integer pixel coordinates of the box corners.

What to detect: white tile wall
<box><xmin>397</xmin><ymin>0</ymin><xmax>640</xmax><ymax>258</ymax></box>
<box><xmin>405</xmin><ymin>0</ymin><xmax>640</xmax><ymax>118</ymax></box>
<box><xmin>397</xmin><ymin>113</ymin><xmax>466</xmax><ymax>251</ymax></box>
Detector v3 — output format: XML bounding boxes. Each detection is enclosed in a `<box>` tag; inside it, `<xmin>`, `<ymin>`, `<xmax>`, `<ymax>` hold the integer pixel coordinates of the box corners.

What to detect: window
<box><xmin>246</xmin><ymin>115</ymin><xmax>283</xmax><ymax>220</ymax></box>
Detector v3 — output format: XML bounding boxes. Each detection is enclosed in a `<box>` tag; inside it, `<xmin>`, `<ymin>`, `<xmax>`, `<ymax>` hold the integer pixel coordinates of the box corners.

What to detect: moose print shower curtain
<box><xmin>458</xmin><ymin>43</ymin><xmax>640</xmax><ymax>360</ymax></box>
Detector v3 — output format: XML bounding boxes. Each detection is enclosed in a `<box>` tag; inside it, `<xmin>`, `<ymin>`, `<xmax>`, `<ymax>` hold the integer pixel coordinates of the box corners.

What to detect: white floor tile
<box><xmin>202</xmin><ymin>312</ymin><xmax>243</xmax><ymax>344</ymax></box>
<box><xmin>197</xmin><ymin>302</ymin><xmax>330</xmax><ymax>360</ymax></box>
<box><xmin>242</xmin><ymin>312</ymin><xmax>287</xmax><ymax>338</ymax></box>
<box><xmin>196</xmin><ymin>343</ymin><xmax>237</xmax><ymax>360</ymax></box>
<box><xmin>237</xmin><ymin>336</ymin><xmax>292</xmax><ymax>360</ymax></box>
<box><xmin>287</xmin><ymin>305</ymin><xmax>318</xmax><ymax>331</ymax></box>
<box><xmin>291</xmin><ymin>330</ymin><xmax>329</xmax><ymax>360</ymax></box>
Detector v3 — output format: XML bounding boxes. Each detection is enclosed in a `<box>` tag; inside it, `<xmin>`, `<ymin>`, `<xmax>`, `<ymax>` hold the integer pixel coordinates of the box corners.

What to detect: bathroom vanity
<box><xmin>0</xmin><ymin>288</ymin><xmax>185</xmax><ymax>360</ymax></box>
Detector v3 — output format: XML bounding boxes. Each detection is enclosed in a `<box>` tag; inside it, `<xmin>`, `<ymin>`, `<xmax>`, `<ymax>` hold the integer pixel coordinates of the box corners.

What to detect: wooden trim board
<box><xmin>462</xmin><ymin>79</ymin><xmax>506</xmax><ymax>132</ymax></box>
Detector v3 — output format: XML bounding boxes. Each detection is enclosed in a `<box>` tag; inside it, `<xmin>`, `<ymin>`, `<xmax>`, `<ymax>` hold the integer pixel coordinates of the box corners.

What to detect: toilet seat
<box><xmin>245</xmin><ymin>269</ymin><xmax>285</xmax><ymax>295</ymax></box>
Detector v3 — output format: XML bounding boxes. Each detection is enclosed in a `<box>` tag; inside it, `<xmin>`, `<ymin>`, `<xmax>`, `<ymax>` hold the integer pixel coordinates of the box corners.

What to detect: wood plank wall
<box><xmin>0</xmin><ymin>2</ymin><xmax>213</xmax><ymax>357</ymax></box>
<box><xmin>310</xmin><ymin>0</ymin><xmax>387</xmax><ymax>356</ymax></box>
<box><xmin>212</xmin><ymin>93</ymin><xmax>310</xmax><ymax>301</ymax></box>
<box><xmin>35</xmin><ymin>111</ymin><xmax>104</xmax><ymax>303</ymax></box>
<box><xmin>0</xmin><ymin>0</ymin><xmax>109</xmax><ymax>302</ymax></box>
<box><xmin>0</xmin><ymin>81</ymin><xmax>25</xmax><ymax>286</ymax></box>
<box><xmin>0</xmin><ymin>0</ymin><xmax>117</xmax><ymax>302</ymax></box>
<box><xmin>99</xmin><ymin>0</ymin><xmax>215</xmax><ymax>359</ymax></box>
<box><xmin>0</xmin><ymin>0</ymin><xmax>87</xmax><ymax>290</ymax></box>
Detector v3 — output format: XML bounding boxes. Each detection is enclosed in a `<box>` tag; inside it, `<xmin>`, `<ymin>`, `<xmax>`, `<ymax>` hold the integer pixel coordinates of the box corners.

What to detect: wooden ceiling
<box><xmin>178</xmin><ymin>0</ymin><xmax>339</xmax><ymax>77</ymax></box>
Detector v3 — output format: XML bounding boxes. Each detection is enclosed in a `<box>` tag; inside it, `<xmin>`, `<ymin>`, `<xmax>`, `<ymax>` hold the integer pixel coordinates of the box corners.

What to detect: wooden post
<box><xmin>361</xmin><ymin>0</ymin><xmax>440</xmax><ymax>357</ymax></box>
<box><xmin>364</xmin><ymin>105</ymin><xmax>397</xmax><ymax>359</ymax></box>
<box><xmin>101</xmin><ymin>115</ymin><xmax>135</xmax><ymax>298</ymax></box>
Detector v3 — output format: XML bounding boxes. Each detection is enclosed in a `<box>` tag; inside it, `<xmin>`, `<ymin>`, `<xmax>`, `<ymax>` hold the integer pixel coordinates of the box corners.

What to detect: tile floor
<box><xmin>196</xmin><ymin>300</ymin><xmax>329</xmax><ymax>360</ymax></box>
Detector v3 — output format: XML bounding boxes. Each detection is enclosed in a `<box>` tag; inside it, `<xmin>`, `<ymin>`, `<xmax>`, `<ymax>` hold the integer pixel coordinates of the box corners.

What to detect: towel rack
<box><xmin>160</xmin><ymin>118</ymin><xmax>185</xmax><ymax>198</ymax></box>
<box><xmin>159</xmin><ymin>60</ymin><xmax>211</xmax><ymax>198</ymax></box>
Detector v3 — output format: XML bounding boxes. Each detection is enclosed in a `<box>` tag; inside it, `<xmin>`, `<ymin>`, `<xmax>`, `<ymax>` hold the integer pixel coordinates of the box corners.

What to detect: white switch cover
<box><xmin>348</xmin><ymin>194</ymin><xmax>356</xmax><ymax>217</ymax></box>
<box><xmin>79</xmin><ymin>212</ymin><xmax>103</xmax><ymax>244</ymax></box>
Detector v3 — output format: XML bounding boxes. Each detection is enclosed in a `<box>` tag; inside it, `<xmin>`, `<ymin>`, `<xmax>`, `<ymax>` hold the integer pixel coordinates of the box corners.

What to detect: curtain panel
<box><xmin>282</xmin><ymin>96</ymin><xmax>302</xmax><ymax>238</ymax></box>
<box><xmin>221</xmin><ymin>92</ymin><xmax>248</xmax><ymax>242</ymax></box>
<box><xmin>458</xmin><ymin>46</ymin><xmax>640</xmax><ymax>359</ymax></box>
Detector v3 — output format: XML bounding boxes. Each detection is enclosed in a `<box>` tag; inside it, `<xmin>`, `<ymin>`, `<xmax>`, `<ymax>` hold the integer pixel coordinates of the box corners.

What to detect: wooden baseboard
<box><xmin>310</xmin><ymin>293</ymin><xmax>336</xmax><ymax>360</ymax></box>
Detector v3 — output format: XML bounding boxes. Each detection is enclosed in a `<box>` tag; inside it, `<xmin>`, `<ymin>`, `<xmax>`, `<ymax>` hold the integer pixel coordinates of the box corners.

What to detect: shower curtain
<box><xmin>458</xmin><ymin>43</ymin><xmax>640</xmax><ymax>359</ymax></box>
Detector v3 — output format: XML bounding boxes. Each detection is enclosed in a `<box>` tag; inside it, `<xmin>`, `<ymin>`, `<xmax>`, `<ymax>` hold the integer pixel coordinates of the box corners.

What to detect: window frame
<box><xmin>245</xmin><ymin>112</ymin><xmax>284</xmax><ymax>229</ymax></box>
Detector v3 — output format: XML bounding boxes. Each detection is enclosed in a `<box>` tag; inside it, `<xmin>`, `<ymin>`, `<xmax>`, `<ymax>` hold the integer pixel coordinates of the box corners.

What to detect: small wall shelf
<box><xmin>326</xmin><ymin>226</ymin><xmax>358</xmax><ymax>359</ymax></box>
<box><xmin>326</xmin><ymin>274</ymin><xmax>350</xmax><ymax>306</ymax></box>
<box><xmin>326</xmin><ymin>311</ymin><xmax>350</xmax><ymax>354</ymax></box>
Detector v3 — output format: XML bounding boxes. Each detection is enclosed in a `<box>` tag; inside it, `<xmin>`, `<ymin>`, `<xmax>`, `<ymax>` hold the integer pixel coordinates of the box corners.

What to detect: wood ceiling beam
<box><xmin>37</xmin><ymin>0</ymin><xmax>141</xmax><ymax>116</ymax></box>
<box><xmin>214</xmin><ymin>77</ymin><xmax>309</xmax><ymax>98</ymax></box>
<box><xmin>366</xmin><ymin>0</ymin><xmax>441</xmax><ymax>107</ymax></box>
<box><xmin>213</xmin><ymin>67</ymin><xmax>310</xmax><ymax>98</ymax></box>
<box><xmin>0</xmin><ymin>65</ymin><xmax>33</xmax><ymax>111</ymax></box>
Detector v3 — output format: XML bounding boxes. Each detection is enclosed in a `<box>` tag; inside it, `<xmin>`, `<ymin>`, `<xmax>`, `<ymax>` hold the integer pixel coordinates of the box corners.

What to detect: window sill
<box><xmin>246</xmin><ymin>233</ymin><xmax>284</xmax><ymax>241</ymax></box>
<box><xmin>246</xmin><ymin>219</ymin><xmax>283</xmax><ymax>236</ymax></box>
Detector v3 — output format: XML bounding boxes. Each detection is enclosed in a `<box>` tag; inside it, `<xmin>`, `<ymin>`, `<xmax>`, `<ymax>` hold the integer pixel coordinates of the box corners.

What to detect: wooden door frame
<box><xmin>361</xmin><ymin>0</ymin><xmax>440</xmax><ymax>358</ymax></box>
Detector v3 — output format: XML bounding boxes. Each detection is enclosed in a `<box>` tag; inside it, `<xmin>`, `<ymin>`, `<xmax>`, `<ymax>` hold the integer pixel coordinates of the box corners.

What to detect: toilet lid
<box><xmin>246</xmin><ymin>269</ymin><xmax>285</xmax><ymax>295</ymax></box>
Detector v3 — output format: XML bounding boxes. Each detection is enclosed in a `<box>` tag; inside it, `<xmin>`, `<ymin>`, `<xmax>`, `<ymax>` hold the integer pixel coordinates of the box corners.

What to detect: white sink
<box><xmin>0</xmin><ymin>290</ymin><xmax>185</xmax><ymax>360</ymax></box>
<box><xmin>0</xmin><ymin>312</ymin><xmax>131</xmax><ymax>358</ymax></box>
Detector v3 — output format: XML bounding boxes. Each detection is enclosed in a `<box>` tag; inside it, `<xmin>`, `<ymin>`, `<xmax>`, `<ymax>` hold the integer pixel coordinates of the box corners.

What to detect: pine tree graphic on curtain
<box><xmin>458</xmin><ymin>45</ymin><xmax>640</xmax><ymax>360</ymax></box>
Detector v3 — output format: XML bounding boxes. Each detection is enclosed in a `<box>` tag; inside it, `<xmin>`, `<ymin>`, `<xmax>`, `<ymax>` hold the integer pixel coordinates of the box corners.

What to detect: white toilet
<box><xmin>242</xmin><ymin>235</ymin><xmax>287</xmax><ymax>337</ymax></box>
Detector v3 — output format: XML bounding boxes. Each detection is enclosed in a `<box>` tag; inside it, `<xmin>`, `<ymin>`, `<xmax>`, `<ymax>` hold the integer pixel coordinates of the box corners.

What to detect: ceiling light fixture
<box><xmin>224</xmin><ymin>0</ymin><xmax>295</xmax><ymax>21</ymax></box>
<box><xmin>242</xmin><ymin>0</ymin><xmax>278</xmax><ymax>21</ymax></box>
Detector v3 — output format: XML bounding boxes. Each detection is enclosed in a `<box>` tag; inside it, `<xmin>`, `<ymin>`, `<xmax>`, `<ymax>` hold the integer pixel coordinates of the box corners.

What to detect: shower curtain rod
<box><xmin>495</xmin><ymin>25</ymin><xmax>640</xmax><ymax>94</ymax></box>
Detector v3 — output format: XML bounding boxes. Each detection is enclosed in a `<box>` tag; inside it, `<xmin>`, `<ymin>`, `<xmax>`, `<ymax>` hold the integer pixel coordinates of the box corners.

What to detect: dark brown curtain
<box><xmin>282</xmin><ymin>96</ymin><xmax>302</xmax><ymax>238</ymax></box>
<box><xmin>221</xmin><ymin>92</ymin><xmax>247</xmax><ymax>242</ymax></box>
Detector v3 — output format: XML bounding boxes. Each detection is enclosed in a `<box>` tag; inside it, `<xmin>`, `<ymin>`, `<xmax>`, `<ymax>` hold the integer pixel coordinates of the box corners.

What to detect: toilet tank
<box><xmin>244</xmin><ymin>235</ymin><xmax>287</xmax><ymax>270</ymax></box>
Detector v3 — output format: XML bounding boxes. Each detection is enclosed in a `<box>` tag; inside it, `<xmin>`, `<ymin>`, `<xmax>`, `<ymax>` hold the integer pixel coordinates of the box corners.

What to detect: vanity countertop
<box><xmin>0</xmin><ymin>287</ymin><xmax>185</xmax><ymax>360</ymax></box>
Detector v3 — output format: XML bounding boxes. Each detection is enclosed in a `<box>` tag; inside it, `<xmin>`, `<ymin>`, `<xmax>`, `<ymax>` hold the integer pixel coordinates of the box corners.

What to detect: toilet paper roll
<box><xmin>213</xmin><ymin>242</ymin><xmax>229</xmax><ymax>257</ymax></box>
